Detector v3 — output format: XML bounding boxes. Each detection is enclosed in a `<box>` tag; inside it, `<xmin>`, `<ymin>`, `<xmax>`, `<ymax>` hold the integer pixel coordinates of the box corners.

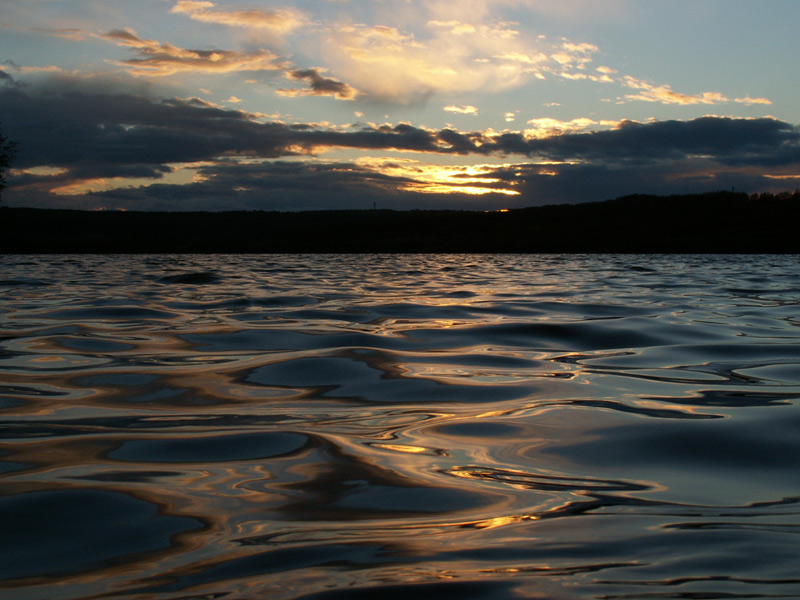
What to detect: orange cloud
<box><xmin>623</xmin><ymin>76</ymin><xmax>730</xmax><ymax>105</ymax></box>
<box><xmin>98</xmin><ymin>29</ymin><xmax>285</xmax><ymax>76</ymax></box>
<box><xmin>170</xmin><ymin>1</ymin><xmax>305</xmax><ymax>33</ymax></box>
<box><xmin>735</xmin><ymin>96</ymin><xmax>772</xmax><ymax>106</ymax></box>
<box><xmin>356</xmin><ymin>157</ymin><xmax>520</xmax><ymax>196</ymax></box>
<box><xmin>51</xmin><ymin>177</ymin><xmax>115</xmax><ymax>196</ymax></box>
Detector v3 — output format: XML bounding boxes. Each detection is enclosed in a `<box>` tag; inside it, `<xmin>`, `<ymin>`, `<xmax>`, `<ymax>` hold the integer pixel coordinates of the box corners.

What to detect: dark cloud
<box><xmin>508</xmin><ymin>162</ymin><xmax>744</xmax><ymax>206</ymax></box>
<box><xmin>1</xmin><ymin>85</ymin><xmax>305</xmax><ymax>178</ymax></box>
<box><xmin>2</xmin><ymin>78</ymin><xmax>798</xmax><ymax>210</ymax></box>
<box><xmin>436</xmin><ymin>128</ymin><xmax>483</xmax><ymax>154</ymax></box>
<box><xmin>519</xmin><ymin>117</ymin><xmax>800</xmax><ymax>166</ymax></box>
<box><xmin>279</xmin><ymin>68</ymin><xmax>359</xmax><ymax>100</ymax></box>
<box><xmin>0</xmin><ymin>67</ymin><xmax>26</xmax><ymax>91</ymax></box>
<box><xmin>45</xmin><ymin>157</ymin><xmax>787</xmax><ymax>213</ymax></box>
<box><xmin>31</xmin><ymin>161</ymin><xmax>473</xmax><ymax>212</ymax></box>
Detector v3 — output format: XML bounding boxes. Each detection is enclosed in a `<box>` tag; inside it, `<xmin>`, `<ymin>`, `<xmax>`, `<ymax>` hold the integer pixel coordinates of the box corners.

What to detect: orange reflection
<box><xmin>373</xmin><ymin>443</ymin><xmax>430</xmax><ymax>454</ymax></box>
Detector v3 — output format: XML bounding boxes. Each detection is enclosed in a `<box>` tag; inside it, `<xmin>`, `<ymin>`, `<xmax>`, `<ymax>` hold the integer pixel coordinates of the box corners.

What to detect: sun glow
<box><xmin>13</xmin><ymin>166</ymin><xmax>68</xmax><ymax>177</ymax></box>
<box><xmin>52</xmin><ymin>178</ymin><xmax>119</xmax><ymax>196</ymax></box>
<box><xmin>357</xmin><ymin>158</ymin><xmax>521</xmax><ymax>196</ymax></box>
<box><xmin>48</xmin><ymin>163</ymin><xmax>213</xmax><ymax>196</ymax></box>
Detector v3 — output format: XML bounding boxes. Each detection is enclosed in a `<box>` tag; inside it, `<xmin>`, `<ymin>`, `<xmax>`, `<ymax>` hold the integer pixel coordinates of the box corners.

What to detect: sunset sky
<box><xmin>2</xmin><ymin>0</ymin><xmax>799</xmax><ymax>211</ymax></box>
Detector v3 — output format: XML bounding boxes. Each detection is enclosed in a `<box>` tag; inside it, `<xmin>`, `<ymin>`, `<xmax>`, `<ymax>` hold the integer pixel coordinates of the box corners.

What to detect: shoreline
<box><xmin>1</xmin><ymin>191</ymin><xmax>798</xmax><ymax>254</ymax></box>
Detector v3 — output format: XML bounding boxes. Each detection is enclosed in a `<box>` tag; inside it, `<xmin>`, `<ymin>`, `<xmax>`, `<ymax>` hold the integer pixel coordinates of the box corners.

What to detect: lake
<box><xmin>1</xmin><ymin>254</ymin><xmax>799</xmax><ymax>599</ymax></box>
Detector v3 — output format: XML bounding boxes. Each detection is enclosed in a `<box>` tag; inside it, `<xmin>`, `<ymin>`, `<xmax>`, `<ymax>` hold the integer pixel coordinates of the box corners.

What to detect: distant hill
<box><xmin>1</xmin><ymin>191</ymin><xmax>798</xmax><ymax>253</ymax></box>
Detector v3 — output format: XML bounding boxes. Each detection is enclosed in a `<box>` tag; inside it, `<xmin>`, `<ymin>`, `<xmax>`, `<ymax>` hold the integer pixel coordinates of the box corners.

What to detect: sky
<box><xmin>1</xmin><ymin>0</ymin><xmax>799</xmax><ymax>211</ymax></box>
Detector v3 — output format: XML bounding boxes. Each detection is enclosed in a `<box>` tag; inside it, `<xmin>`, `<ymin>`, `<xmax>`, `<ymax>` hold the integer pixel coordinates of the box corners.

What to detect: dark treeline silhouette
<box><xmin>1</xmin><ymin>190</ymin><xmax>799</xmax><ymax>253</ymax></box>
<box><xmin>0</xmin><ymin>124</ymin><xmax>17</xmax><ymax>204</ymax></box>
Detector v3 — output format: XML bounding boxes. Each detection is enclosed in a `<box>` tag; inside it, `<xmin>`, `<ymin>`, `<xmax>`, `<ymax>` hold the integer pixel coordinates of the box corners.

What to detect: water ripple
<box><xmin>1</xmin><ymin>254</ymin><xmax>799</xmax><ymax>600</ymax></box>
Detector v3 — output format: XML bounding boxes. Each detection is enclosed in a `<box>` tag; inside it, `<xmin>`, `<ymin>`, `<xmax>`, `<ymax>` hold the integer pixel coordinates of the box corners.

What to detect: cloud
<box><xmin>421</xmin><ymin>0</ymin><xmax>630</xmax><ymax>24</ymax></box>
<box><xmin>24</xmin><ymin>27</ymin><xmax>89</xmax><ymax>41</ymax></box>
<box><xmin>735</xmin><ymin>96</ymin><xmax>772</xmax><ymax>106</ymax></box>
<box><xmin>170</xmin><ymin>1</ymin><xmax>305</xmax><ymax>33</ymax></box>
<box><xmin>17</xmin><ymin>3</ymin><xmax>768</xmax><ymax>116</ymax></box>
<box><xmin>525</xmin><ymin>117</ymin><xmax>606</xmax><ymax>138</ymax></box>
<box><xmin>35</xmin><ymin>160</ymin><xmax>436</xmax><ymax>211</ymax></box>
<box><xmin>317</xmin><ymin>17</ymin><xmax>724</xmax><ymax>106</ymax></box>
<box><xmin>5</xmin><ymin>79</ymin><xmax>797</xmax><ymax>167</ymax></box>
<box><xmin>495</xmin><ymin>51</ymin><xmax>548</xmax><ymax>65</ymax></box>
<box><xmin>507</xmin><ymin>117</ymin><xmax>800</xmax><ymax>168</ymax></box>
<box><xmin>551</xmin><ymin>41</ymin><xmax>598</xmax><ymax>68</ymax></box>
<box><xmin>23</xmin><ymin>154</ymin><xmax>790</xmax><ymax>212</ymax></box>
<box><xmin>2</xmin><ymin>78</ymin><xmax>797</xmax><ymax>210</ymax></box>
<box><xmin>427</xmin><ymin>20</ymin><xmax>478</xmax><ymax>35</ymax></box>
<box><xmin>354</xmin><ymin>157</ymin><xmax>519</xmax><ymax>196</ymax></box>
<box><xmin>26</xmin><ymin>158</ymin><xmax>523</xmax><ymax>211</ymax></box>
<box><xmin>1</xmin><ymin>84</ymin><xmax>285</xmax><ymax>179</ymax></box>
<box><xmin>621</xmin><ymin>75</ymin><xmax>771</xmax><ymax>106</ymax></box>
<box><xmin>319</xmin><ymin>21</ymin><xmax>587</xmax><ymax>102</ymax></box>
<box><xmin>35</xmin><ymin>24</ymin><xmax>364</xmax><ymax>103</ymax></box>
<box><xmin>444</xmin><ymin>105</ymin><xmax>479</xmax><ymax>115</ymax></box>
<box><xmin>623</xmin><ymin>76</ymin><xmax>728</xmax><ymax>105</ymax></box>
<box><xmin>98</xmin><ymin>28</ymin><xmax>285</xmax><ymax>76</ymax></box>
<box><xmin>277</xmin><ymin>68</ymin><xmax>359</xmax><ymax>100</ymax></box>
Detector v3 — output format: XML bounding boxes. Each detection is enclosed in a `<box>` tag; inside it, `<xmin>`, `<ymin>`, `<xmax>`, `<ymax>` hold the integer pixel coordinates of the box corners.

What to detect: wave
<box><xmin>1</xmin><ymin>254</ymin><xmax>799</xmax><ymax>599</ymax></box>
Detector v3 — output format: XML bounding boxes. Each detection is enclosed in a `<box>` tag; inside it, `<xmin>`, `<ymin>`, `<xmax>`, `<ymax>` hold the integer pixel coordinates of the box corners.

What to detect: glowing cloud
<box><xmin>99</xmin><ymin>29</ymin><xmax>285</xmax><ymax>76</ymax></box>
<box><xmin>550</xmin><ymin>41</ymin><xmax>598</xmax><ymax>69</ymax></box>
<box><xmin>496</xmin><ymin>51</ymin><xmax>548</xmax><ymax>65</ymax></box>
<box><xmin>320</xmin><ymin>21</ymin><xmax>593</xmax><ymax>102</ymax></box>
<box><xmin>356</xmin><ymin>157</ymin><xmax>520</xmax><ymax>196</ymax></box>
<box><xmin>444</xmin><ymin>105</ymin><xmax>479</xmax><ymax>115</ymax></box>
<box><xmin>735</xmin><ymin>96</ymin><xmax>772</xmax><ymax>106</ymax></box>
<box><xmin>170</xmin><ymin>1</ymin><xmax>305</xmax><ymax>33</ymax></box>
<box><xmin>623</xmin><ymin>76</ymin><xmax>730</xmax><ymax>105</ymax></box>
<box><xmin>621</xmin><ymin>77</ymin><xmax>770</xmax><ymax>107</ymax></box>
<box><xmin>525</xmin><ymin>117</ymin><xmax>616</xmax><ymax>138</ymax></box>
<box><xmin>427</xmin><ymin>20</ymin><xmax>477</xmax><ymax>35</ymax></box>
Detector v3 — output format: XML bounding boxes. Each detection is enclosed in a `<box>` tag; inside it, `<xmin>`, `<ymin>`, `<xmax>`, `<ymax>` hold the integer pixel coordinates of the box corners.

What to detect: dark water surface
<box><xmin>1</xmin><ymin>254</ymin><xmax>799</xmax><ymax>599</ymax></box>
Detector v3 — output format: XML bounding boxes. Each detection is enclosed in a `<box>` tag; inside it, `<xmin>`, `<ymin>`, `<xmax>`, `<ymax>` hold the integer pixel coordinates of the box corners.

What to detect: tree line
<box><xmin>0</xmin><ymin>124</ymin><xmax>17</xmax><ymax>203</ymax></box>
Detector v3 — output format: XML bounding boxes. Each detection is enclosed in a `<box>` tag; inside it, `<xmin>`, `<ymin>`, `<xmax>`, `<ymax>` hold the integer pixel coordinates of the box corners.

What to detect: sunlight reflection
<box><xmin>372</xmin><ymin>443</ymin><xmax>430</xmax><ymax>454</ymax></box>
<box><xmin>3</xmin><ymin>255</ymin><xmax>800</xmax><ymax>600</ymax></box>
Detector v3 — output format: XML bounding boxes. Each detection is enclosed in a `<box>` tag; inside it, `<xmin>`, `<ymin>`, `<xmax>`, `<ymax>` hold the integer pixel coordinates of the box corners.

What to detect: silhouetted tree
<box><xmin>0</xmin><ymin>124</ymin><xmax>18</xmax><ymax>204</ymax></box>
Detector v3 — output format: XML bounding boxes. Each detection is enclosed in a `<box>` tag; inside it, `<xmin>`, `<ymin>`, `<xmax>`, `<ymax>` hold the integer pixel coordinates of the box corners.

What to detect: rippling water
<box><xmin>1</xmin><ymin>254</ymin><xmax>799</xmax><ymax>600</ymax></box>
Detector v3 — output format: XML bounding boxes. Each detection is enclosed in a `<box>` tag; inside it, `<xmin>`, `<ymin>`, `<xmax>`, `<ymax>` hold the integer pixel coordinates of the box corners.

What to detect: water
<box><xmin>1</xmin><ymin>254</ymin><xmax>799</xmax><ymax>600</ymax></box>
